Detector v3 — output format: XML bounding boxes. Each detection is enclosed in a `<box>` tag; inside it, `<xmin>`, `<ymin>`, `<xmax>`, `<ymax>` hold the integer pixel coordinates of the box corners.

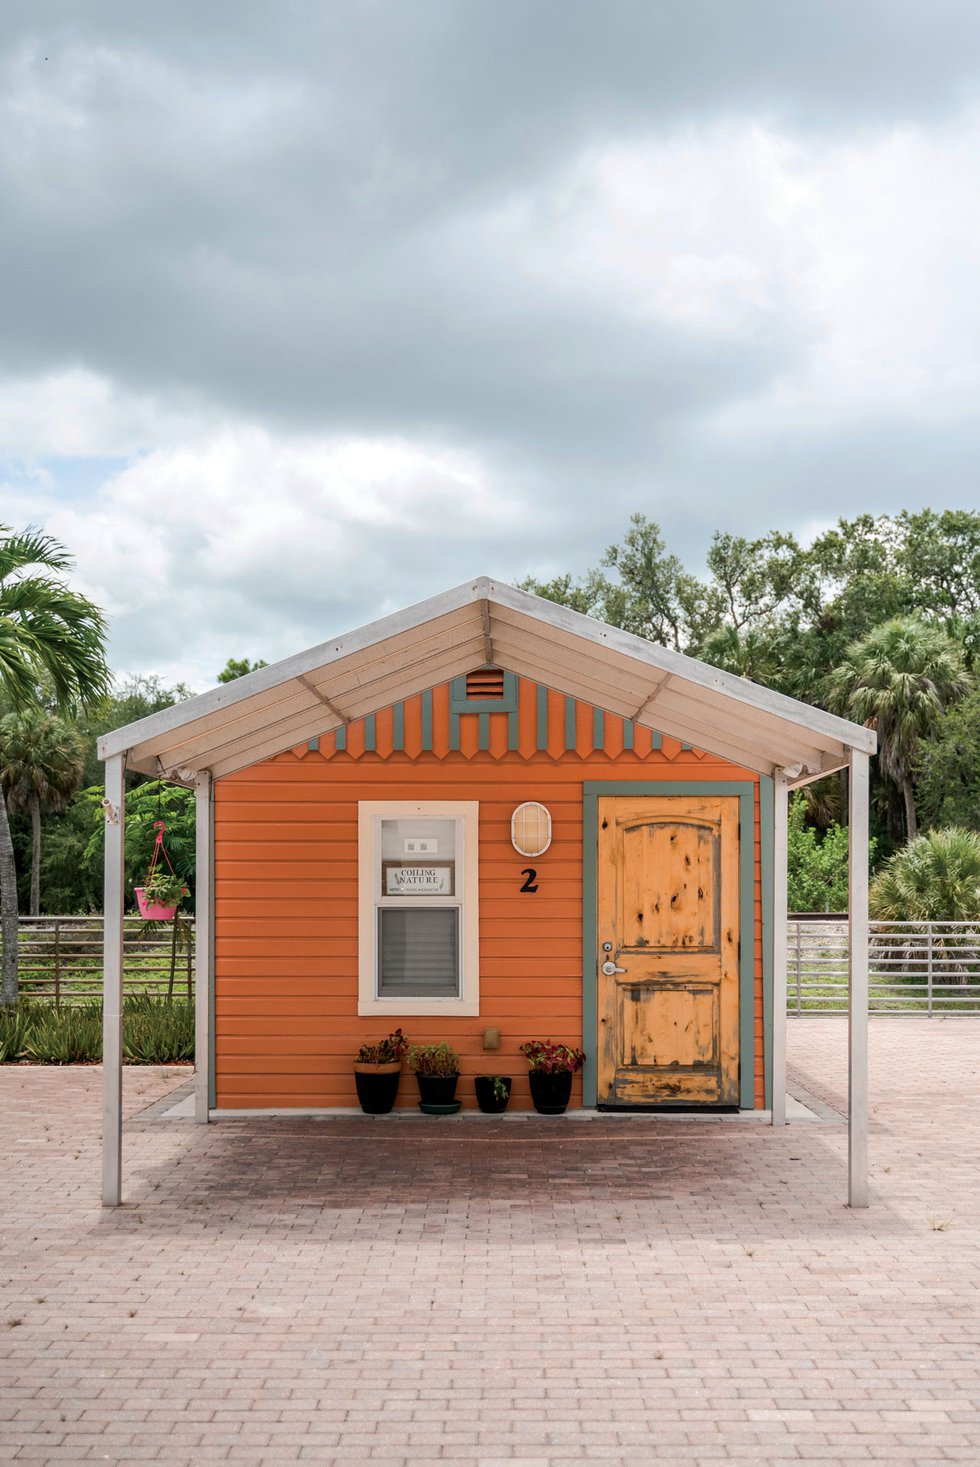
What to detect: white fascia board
<box><xmin>485</xmin><ymin>580</ymin><xmax>878</xmax><ymax>756</ymax></box>
<box><xmin>98</xmin><ymin>578</ymin><xmax>491</xmax><ymax>761</ymax></box>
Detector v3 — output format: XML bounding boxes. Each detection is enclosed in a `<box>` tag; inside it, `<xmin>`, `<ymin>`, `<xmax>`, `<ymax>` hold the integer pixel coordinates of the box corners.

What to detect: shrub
<box><xmin>787</xmin><ymin>794</ymin><xmax>877</xmax><ymax>913</ymax></box>
<box><xmin>407</xmin><ymin>1042</ymin><xmax>460</xmax><ymax>1077</ymax></box>
<box><xmin>0</xmin><ymin>996</ymin><xmax>195</xmax><ymax>1064</ymax></box>
<box><xmin>869</xmin><ymin>827</ymin><xmax>980</xmax><ymax>922</ymax></box>
<box><xmin>520</xmin><ymin>1039</ymin><xmax>586</xmax><ymax>1074</ymax></box>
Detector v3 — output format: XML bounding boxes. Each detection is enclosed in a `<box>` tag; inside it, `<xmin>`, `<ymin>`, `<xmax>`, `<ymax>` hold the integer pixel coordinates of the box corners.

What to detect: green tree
<box><xmin>216</xmin><ymin>656</ymin><xmax>268</xmax><ymax>683</ymax></box>
<box><xmin>787</xmin><ymin>795</ymin><xmax>875</xmax><ymax>912</ymax></box>
<box><xmin>0</xmin><ymin>710</ymin><xmax>85</xmax><ymax>915</ymax></box>
<box><xmin>914</xmin><ymin>687</ymin><xmax>980</xmax><ymax>832</ymax></box>
<box><xmin>825</xmin><ymin>617</ymin><xmax>970</xmax><ymax>842</ymax></box>
<box><xmin>869</xmin><ymin>828</ymin><xmax>980</xmax><ymax>922</ymax></box>
<box><xmin>81</xmin><ymin>779</ymin><xmax>195</xmax><ymax>906</ymax></box>
<box><xmin>0</xmin><ymin>528</ymin><xmax>110</xmax><ymax>1005</ymax></box>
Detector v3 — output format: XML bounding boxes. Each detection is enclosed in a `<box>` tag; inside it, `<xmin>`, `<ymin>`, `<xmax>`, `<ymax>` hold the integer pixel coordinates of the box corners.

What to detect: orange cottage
<box><xmin>99</xmin><ymin>580</ymin><xmax>876</xmax><ymax>1202</ymax></box>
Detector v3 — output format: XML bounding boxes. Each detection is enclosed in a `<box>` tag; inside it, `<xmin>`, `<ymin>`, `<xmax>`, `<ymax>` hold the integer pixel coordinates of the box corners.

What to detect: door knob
<box><xmin>601</xmin><ymin>960</ymin><xmax>626</xmax><ymax>976</ymax></box>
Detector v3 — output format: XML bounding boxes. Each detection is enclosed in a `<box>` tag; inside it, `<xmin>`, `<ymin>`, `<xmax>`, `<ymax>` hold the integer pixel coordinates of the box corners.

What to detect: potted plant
<box><xmin>474</xmin><ymin>1074</ymin><xmax>512</xmax><ymax>1114</ymax></box>
<box><xmin>520</xmin><ymin>1039</ymin><xmax>586</xmax><ymax>1115</ymax></box>
<box><xmin>353</xmin><ymin>1029</ymin><xmax>409</xmax><ymax>1114</ymax></box>
<box><xmin>135</xmin><ymin>870</ymin><xmax>189</xmax><ymax>921</ymax></box>
<box><xmin>408</xmin><ymin>1042</ymin><xmax>461</xmax><ymax>1113</ymax></box>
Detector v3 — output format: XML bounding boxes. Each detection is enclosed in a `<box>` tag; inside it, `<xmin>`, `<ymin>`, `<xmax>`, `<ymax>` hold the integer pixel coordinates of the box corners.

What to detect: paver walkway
<box><xmin>1</xmin><ymin>1019</ymin><xmax>978</xmax><ymax>1466</ymax></box>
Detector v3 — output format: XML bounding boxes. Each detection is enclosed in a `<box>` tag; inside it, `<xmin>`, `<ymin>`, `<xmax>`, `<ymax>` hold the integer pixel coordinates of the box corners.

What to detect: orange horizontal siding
<box><xmin>213</xmin><ymin>675</ymin><xmax>764</xmax><ymax>1111</ymax></box>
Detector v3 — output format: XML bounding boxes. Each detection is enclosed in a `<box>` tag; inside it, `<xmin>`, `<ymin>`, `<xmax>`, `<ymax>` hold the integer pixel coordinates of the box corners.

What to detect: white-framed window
<box><xmin>357</xmin><ymin>801</ymin><xmax>479</xmax><ymax>1016</ymax></box>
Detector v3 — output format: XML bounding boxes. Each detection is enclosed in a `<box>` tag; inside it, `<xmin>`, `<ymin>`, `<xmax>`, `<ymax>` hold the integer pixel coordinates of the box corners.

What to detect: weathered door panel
<box><xmin>597</xmin><ymin>796</ymin><xmax>740</xmax><ymax>1106</ymax></box>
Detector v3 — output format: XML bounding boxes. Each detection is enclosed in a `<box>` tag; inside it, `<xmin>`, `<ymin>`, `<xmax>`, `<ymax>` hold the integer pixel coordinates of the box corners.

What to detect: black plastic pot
<box><xmin>415</xmin><ymin>1072</ymin><xmax>460</xmax><ymax>1106</ymax></box>
<box><xmin>474</xmin><ymin>1075</ymin><xmax>512</xmax><ymax>1114</ymax></box>
<box><xmin>353</xmin><ymin>1062</ymin><xmax>401</xmax><ymax>1114</ymax></box>
<box><xmin>528</xmin><ymin>1068</ymin><xmax>573</xmax><ymax>1115</ymax></box>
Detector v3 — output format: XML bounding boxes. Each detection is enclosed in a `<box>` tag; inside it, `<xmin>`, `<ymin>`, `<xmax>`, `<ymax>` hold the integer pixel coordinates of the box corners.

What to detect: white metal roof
<box><xmin>98</xmin><ymin>576</ymin><xmax>876</xmax><ymax>785</ymax></box>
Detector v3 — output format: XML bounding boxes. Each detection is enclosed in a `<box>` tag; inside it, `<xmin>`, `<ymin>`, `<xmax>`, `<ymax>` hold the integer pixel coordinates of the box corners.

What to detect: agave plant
<box><xmin>870</xmin><ymin>828</ymin><xmax>980</xmax><ymax>988</ymax></box>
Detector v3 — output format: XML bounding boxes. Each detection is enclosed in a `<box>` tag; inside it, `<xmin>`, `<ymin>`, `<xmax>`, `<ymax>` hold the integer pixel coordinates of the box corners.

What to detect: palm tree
<box><xmin>0</xmin><ymin>710</ymin><xmax>86</xmax><ymax>915</ymax></box>
<box><xmin>826</xmin><ymin>617</ymin><xmax>970</xmax><ymax>842</ymax></box>
<box><xmin>0</xmin><ymin>528</ymin><xmax>110</xmax><ymax>1006</ymax></box>
<box><xmin>870</xmin><ymin>828</ymin><xmax>980</xmax><ymax>923</ymax></box>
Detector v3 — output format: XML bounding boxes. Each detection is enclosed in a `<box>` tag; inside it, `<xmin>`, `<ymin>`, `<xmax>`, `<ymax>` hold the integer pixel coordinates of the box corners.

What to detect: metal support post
<box><xmin>848</xmin><ymin>750</ymin><xmax>870</xmax><ymax>1208</ymax></box>
<box><xmin>102</xmin><ymin>755</ymin><xmax>126</xmax><ymax>1207</ymax></box>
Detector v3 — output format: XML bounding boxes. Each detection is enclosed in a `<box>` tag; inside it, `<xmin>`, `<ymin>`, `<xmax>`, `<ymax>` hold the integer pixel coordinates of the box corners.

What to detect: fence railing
<box><xmin>788</xmin><ymin>919</ymin><xmax>980</xmax><ymax>1015</ymax></box>
<box><xmin>9</xmin><ymin>915</ymin><xmax>195</xmax><ymax>1005</ymax></box>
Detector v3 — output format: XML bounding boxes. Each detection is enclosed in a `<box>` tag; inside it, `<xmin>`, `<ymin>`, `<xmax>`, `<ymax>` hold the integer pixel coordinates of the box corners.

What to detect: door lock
<box><xmin>601</xmin><ymin>942</ymin><xmax>613</xmax><ymax>952</ymax></box>
<box><xmin>601</xmin><ymin>960</ymin><xmax>626</xmax><ymax>976</ymax></box>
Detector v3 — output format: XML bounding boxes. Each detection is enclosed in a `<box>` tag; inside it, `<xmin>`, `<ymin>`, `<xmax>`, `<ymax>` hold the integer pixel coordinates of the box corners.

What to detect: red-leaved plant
<box><xmin>355</xmin><ymin>1029</ymin><xmax>409</xmax><ymax>1065</ymax></box>
<box><xmin>520</xmin><ymin>1039</ymin><xmax>586</xmax><ymax>1074</ymax></box>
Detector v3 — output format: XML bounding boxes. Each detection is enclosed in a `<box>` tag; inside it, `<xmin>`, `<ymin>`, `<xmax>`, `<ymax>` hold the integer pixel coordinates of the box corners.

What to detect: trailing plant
<box><xmin>407</xmin><ymin>1041</ymin><xmax>460</xmax><ymax>1077</ymax></box>
<box><xmin>355</xmin><ymin>1028</ymin><xmax>409</xmax><ymax>1065</ymax></box>
<box><xmin>140</xmin><ymin>870</ymin><xmax>189</xmax><ymax>910</ymax></box>
<box><xmin>520</xmin><ymin>1039</ymin><xmax>586</xmax><ymax>1074</ymax></box>
<box><xmin>485</xmin><ymin>1075</ymin><xmax>510</xmax><ymax>1104</ymax></box>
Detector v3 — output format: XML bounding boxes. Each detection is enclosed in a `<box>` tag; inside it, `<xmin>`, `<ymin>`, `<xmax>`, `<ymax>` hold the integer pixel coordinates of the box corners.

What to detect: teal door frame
<box><xmin>582</xmin><ymin>780</ymin><xmax>770</xmax><ymax>1111</ymax></box>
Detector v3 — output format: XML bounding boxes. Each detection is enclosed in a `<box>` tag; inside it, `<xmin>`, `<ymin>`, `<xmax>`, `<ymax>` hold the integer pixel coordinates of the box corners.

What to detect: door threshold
<box><xmin>597</xmin><ymin>1103</ymin><xmax>740</xmax><ymax>1114</ymax></box>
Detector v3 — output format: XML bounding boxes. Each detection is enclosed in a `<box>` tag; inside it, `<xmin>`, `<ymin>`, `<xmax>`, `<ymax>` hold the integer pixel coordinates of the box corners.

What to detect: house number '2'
<box><xmin>520</xmin><ymin>868</ymin><xmax>538</xmax><ymax>893</ymax></box>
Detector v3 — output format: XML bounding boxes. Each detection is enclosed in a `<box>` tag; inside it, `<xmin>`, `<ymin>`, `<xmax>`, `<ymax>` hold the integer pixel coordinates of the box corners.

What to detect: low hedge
<box><xmin>0</xmin><ymin>995</ymin><xmax>194</xmax><ymax>1064</ymax></box>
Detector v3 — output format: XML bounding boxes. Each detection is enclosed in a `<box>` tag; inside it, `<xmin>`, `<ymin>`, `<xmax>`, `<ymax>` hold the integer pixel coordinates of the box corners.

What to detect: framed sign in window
<box><xmin>382</xmin><ymin>861</ymin><xmax>454</xmax><ymax>897</ymax></box>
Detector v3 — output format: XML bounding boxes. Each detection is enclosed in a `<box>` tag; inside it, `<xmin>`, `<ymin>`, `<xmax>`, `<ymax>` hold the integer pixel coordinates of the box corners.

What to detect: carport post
<box><xmin>848</xmin><ymin>749</ymin><xmax>870</xmax><ymax>1208</ymax></box>
<box><xmin>770</xmin><ymin>772</ymin><xmax>789</xmax><ymax>1126</ymax></box>
<box><xmin>102</xmin><ymin>754</ymin><xmax>126</xmax><ymax>1207</ymax></box>
<box><xmin>194</xmin><ymin>772</ymin><xmax>212</xmax><ymax>1124</ymax></box>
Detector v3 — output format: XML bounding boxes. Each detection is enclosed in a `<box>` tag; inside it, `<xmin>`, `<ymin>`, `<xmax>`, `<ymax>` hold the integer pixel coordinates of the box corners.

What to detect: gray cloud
<box><xmin>1</xmin><ymin>2</ymin><xmax>979</xmax><ymax>680</ymax></box>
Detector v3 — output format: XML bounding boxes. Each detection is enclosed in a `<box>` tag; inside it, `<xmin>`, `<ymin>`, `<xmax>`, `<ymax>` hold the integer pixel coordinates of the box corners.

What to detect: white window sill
<box><xmin>357</xmin><ymin>997</ymin><xmax>480</xmax><ymax>1017</ymax></box>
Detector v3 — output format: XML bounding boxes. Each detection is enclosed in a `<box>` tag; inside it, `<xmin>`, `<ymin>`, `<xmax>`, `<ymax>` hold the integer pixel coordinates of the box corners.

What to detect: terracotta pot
<box><xmin>135</xmin><ymin>887</ymin><xmax>178</xmax><ymax>921</ymax></box>
<box><xmin>353</xmin><ymin>1061</ymin><xmax>402</xmax><ymax>1114</ymax></box>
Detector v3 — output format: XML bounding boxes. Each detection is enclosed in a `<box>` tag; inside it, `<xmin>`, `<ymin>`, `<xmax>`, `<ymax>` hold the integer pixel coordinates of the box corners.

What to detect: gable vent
<box><xmin>466</xmin><ymin>667</ymin><xmax>505</xmax><ymax>699</ymax></box>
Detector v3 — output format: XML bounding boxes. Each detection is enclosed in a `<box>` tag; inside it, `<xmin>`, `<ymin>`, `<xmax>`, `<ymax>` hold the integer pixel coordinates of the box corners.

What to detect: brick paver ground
<box><xmin>1</xmin><ymin>1019</ymin><xmax>978</xmax><ymax>1466</ymax></box>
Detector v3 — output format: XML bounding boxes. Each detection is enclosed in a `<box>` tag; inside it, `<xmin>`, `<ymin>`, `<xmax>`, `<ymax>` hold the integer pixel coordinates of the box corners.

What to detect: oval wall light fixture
<box><xmin>511</xmin><ymin>801</ymin><xmax>552</xmax><ymax>857</ymax></box>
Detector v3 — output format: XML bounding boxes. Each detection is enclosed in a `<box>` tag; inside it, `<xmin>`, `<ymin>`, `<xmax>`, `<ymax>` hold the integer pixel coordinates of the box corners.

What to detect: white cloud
<box><xmin>12</xmin><ymin>424</ymin><xmax>531</xmax><ymax>687</ymax></box>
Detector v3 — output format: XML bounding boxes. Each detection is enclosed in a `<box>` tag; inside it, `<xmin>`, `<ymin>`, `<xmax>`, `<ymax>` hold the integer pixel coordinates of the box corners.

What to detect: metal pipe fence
<box><xmin>8</xmin><ymin>915</ymin><xmax>195</xmax><ymax>1005</ymax></box>
<box><xmin>788</xmin><ymin>919</ymin><xmax>980</xmax><ymax>1015</ymax></box>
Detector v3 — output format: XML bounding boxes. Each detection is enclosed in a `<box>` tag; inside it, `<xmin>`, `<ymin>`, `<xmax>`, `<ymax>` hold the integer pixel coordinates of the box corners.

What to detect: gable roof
<box><xmin>98</xmin><ymin>576</ymin><xmax>875</xmax><ymax>785</ymax></box>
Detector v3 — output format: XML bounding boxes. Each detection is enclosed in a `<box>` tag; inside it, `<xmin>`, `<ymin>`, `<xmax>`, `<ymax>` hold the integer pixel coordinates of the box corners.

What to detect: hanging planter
<box><xmin>135</xmin><ymin>822</ymin><xmax>189</xmax><ymax>920</ymax></box>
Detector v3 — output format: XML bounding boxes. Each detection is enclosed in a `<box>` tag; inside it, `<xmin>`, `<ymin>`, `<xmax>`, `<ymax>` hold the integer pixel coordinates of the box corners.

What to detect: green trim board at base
<box><xmin>582</xmin><ymin>780</ymin><xmax>759</xmax><ymax>1111</ymax></box>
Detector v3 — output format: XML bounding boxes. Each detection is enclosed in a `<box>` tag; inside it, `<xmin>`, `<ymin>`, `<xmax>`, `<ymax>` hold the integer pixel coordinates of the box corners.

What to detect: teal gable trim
<box><xmin>536</xmin><ymin>684</ymin><xmax>548</xmax><ymax>750</ymax></box>
<box><xmin>565</xmin><ymin>697</ymin><xmax>576</xmax><ymax>752</ymax></box>
<box><xmin>622</xmin><ymin>720</ymin><xmax>634</xmax><ymax>750</ymax></box>
<box><xmin>593</xmin><ymin>707</ymin><xmax>605</xmax><ymax>750</ymax></box>
<box><xmin>364</xmin><ymin>715</ymin><xmax>376</xmax><ymax>752</ymax></box>
<box><xmin>449</xmin><ymin>670</ymin><xmax>518</xmax><ymax>714</ymax></box>
<box><xmin>581</xmin><ymin>779</ymin><xmax>758</xmax><ymax>1111</ymax></box>
<box><xmin>650</xmin><ymin>730</ymin><xmax>663</xmax><ymax>750</ymax></box>
<box><xmin>759</xmin><ymin>776</ymin><xmax>774</xmax><ymax>1109</ymax></box>
<box><xmin>478</xmin><ymin>712</ymin><xmax>490</xmax><ymax>750</ymax></box>
<box><xmin>392</xmin><ymin>702</ymin><xmax>405</xmax><ymax>751</ymax></box>
<box><xmin>334</xmin><ymin>725</ymin><xmax>346</xmax><ymax>751</ymax></box>
<box><xmin>306</xmin><ymin>736</ymin><xmax>319</xmax><ymax>752</ymax></box>
<box><xmin>421</xmin><ymin>690</ymin><xmax>433</xmax><ymax>751</ymax></box>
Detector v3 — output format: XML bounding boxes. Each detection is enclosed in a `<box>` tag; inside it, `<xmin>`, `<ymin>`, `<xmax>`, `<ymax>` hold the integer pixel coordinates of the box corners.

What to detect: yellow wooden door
<box><xmin>596</xmin><ymin>795</ymin><xmax>740</xmax><ymax>1106</ymax></box>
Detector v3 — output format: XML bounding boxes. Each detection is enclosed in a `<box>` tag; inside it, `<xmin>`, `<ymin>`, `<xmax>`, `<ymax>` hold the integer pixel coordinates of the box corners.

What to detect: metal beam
<box><xmin>194</xmin><ymin>774</ymin><xmax>212</xmax><ymax>1125</ymax></box>
<box><xmin>770</xmin><ymin>772</ymin><xmax>789</xmax><ymax>1126</ymax></box>
<box><xmin>101</xmin><ymin>755</ymin><xmax>125</xmax><ymax>1207</ymax></box>
<box><xmin>848</xmin><ymin>749</ymin><xmax>870</xmax><ymax>1208</ymax></box>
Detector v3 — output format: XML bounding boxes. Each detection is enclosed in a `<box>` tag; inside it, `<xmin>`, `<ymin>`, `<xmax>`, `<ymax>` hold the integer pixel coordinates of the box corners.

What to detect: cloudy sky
<box><xmin>2</xmin><ymin>1</ymin><xmax>979</xmax><ymax>688</ymax></box>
